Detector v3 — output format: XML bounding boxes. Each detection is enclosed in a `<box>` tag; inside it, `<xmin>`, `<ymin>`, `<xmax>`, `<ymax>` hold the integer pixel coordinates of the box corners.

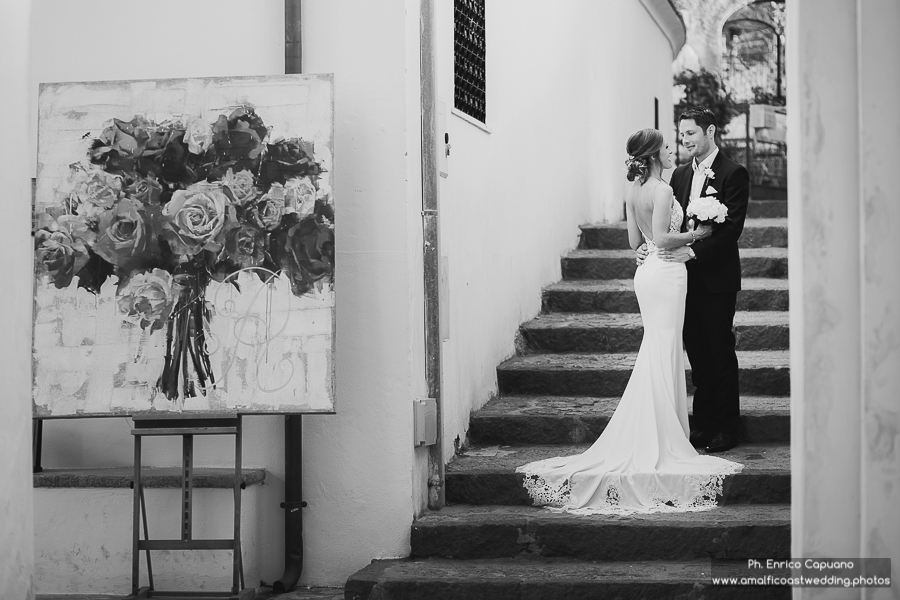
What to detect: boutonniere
<box><xmin>702</xmin><ymin>186</ymin><xmax>719</xmax><ymax>197</ymax></box>
<box><xmin>704</xmin><ymin>167</ymin><xmax>716</xmax><ymax>180</ymax></box>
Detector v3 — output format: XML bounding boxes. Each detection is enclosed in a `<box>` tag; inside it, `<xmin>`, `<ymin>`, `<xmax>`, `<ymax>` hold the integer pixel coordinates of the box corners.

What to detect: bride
<box><xmin>516</xmin><ymin>128</ymin><xmax>743</xmax><ymax>515</ymax></box>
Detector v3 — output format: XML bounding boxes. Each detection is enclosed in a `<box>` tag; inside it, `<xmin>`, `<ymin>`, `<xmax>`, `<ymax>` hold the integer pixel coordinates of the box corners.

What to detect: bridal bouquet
<box><xmin>686</xmin><ymin>196</ymin><xmax>728</xmax><ymax>225</ymax></box>
<box><xmin>33</xmin><ymin>107</ymin><xmax>334</xmax><ymax>400</ymax></box>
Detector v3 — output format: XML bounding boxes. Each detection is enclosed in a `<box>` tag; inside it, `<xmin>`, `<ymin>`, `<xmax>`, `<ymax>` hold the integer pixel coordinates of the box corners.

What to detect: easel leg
<box><xmin>139</xmin><ymin>485</ymin><xmax>154</xmax><ymax>591</ymax></box>
<box><xmin>233</xmin><ymin>416</ymin><xmax>243</xmax><ymax>595</ymax></box>
<box><xmin>182</xmin><ymin>434</ymin><xmax>194</xmax><ymax>541</ymax></box>
<box><xmin>132</xmin><ymin>435</ymin><xmax>141</xmax><ymax>596</ymax></box>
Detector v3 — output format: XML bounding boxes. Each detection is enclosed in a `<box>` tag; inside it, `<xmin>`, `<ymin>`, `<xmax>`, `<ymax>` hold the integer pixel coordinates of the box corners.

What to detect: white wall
<box><xmin>856</xmin><ymin>0</ymin><xmax>900</xmax><ymax>570</ymax></box>
<box><xmin>35</xmin><ymin>487</ymin><xmax>266</xmax><ymax>593</ymax></box>
<box><xmin>788</xmin><ymin>1</ymin><xmax>900</xmax><ymax>593</ymax></box>
<box><xmin>1</xmin><ymin>1</ymin><xmax>35</xmax><ymax>598</ymax></box>
<box><xmin>434</xmin><ymin>0</ymin><xmax>678</xmax><ymax>461</ymax></box>
<box><xmin>29</xmin><ymin>0</ymin><xmax>427</xmax><ymax>590</ymax></box>
<box><xmin>299</xmin><ymin>0</ymin><xmax>428</xmax><ymax>584</ymax></box>
<box><xmin>787</xmin><ymin>0</ymin><xmax>861</xmax><ymax>566</ymax></box>
<box><xmin>592</xmin><ymin>1</ymin><xmax>678</xmax><ymax>221</ymax></box>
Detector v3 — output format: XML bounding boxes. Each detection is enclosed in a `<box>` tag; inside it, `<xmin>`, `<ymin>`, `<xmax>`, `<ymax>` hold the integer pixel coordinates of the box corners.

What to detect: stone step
<box><xmin>543</xmin><ymin>278</ymin><xmax>789</xmax><ymax>313</ymax></box>
<box><xmin>751</xmin><ymin>185</ymin><xmax>788</xmax><ymax>201</ymax></box>
<box><xmin>737</xmin><ymin>218</ymin><xmax>789</xmax><ymax>249</ymax></box>
<box><xmin>521</xmin><ymin>311</ymin><xmax>789</xmax><ymax>353</ymax></box>
<box><xmin>346</xmin><ymin>558</ymin><xmax>791</xmax><ymax>600</ymax></box>
<box><xmin>747</xmin><ymin>199</ymin><xmax>788</xmax><ymax>219</ymax></box>
<box><xmin>469</xmin><ymin>396</ymin><xmax>790</xmax><ymax>445</ymax></box>
<box><xmin>497</xmin><ymin>351</ymin><xmax>790</xmax><ymax>397</ymax></box>
<box><xmin>561</xmin><ymin>247</ymin><xmax>788</xmax><ymax>280</ymax></box>
<box><xmin>578</xmin><ymin>219</ymin><xmax>787</xmax><ymax>250</ymax></box>
<box><xmin>409</xmin><ymin>504</ymin><xmax>790</xmax><ymax>561</ymax></box>
<box><xmin>446</xmin><ymin>443</ymin><xmax>790</xmax><ymax>506</ymax></box>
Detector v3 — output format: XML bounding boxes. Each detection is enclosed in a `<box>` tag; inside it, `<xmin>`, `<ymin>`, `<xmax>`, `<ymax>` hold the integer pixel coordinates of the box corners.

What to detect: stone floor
<box><xmin>36</xmin><ymin>586</ymin><xmax>344</xmax><ymax>600</ymax></box>
<box><xmin>256</xmin><ymin>586</ymin><xmax>344</xmax><ymax>600</ymax></box>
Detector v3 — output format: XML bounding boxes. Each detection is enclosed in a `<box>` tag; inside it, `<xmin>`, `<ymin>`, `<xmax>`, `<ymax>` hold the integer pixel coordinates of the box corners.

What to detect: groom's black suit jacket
<box><xmin>670</xmin><ymin>150</ymin><xmax>750</xmax><ymax>293</ymax></box>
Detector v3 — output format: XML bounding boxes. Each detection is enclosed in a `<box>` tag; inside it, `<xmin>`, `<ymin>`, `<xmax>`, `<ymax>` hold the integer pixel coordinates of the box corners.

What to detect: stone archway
<box><xmin>722</xmin><ymin>1</ymin><xmax>785</xmax><ymax>103</ymax></box>
<box><xmin>672</xmin><ymin>0</ymin><xmax>758</xmax><ymax>74</ymax></box>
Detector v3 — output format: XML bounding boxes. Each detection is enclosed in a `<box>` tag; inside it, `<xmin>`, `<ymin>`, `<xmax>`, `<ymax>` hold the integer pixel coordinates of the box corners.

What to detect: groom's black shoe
<box><xmin>689</xmin><ymin>430</ymin><xmax>713</xmax><ymax>448</ymax></box>
<box><xmin>704</xmin><ymin>433</ymin><xmax>738</xmax><ymax>454</ymax></box>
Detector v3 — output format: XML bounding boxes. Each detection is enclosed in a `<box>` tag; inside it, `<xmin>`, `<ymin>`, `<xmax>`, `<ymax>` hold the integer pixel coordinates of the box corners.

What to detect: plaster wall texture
<box><xmin>29</xmin><ymin>0</ymin><xmax>425</xmax><ymax>589</ymax></box>
<box><xmin>0</xmin><ymin>1</ymin><xmax>36</xmax><ymax>599</ymax></box>
<box><xmin>298</xmin><ymin>0</ymin><xmax>425</xmax><ymax>585</ymax></box>
<box><xmin>788</xmin><ymin>1</ymin><xmax>900</xmax><ymax>595</ymax></box>
<box><xmin>857</xmin><ymin>0</ymin><xmax>900</xmax><ymax>571</ymax></box>
<box><xmin>788</xmin><ymin>0</ymin><xmax>861</xmax><ymax>566</ymax></box>
<box><xmin>34</xmin><ymin>487</ymin><xmax>265</xmax><ymax>594</ymax></box>
<box><xmin>591</xmin><ymin>0</ymin><xmax>677</xmax><ymax>221</ymax></box>
<box><xmin>434</xmin><ymin>0</ymin><xmax>678</xmax><ymax>462</ymax></box>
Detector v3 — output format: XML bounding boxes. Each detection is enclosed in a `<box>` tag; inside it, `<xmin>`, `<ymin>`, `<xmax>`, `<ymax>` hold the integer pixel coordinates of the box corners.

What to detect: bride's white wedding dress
<box><xmin>516</xmin><ymin>195</ymin><xmax>743</xmax><ymax>515</ymax></box>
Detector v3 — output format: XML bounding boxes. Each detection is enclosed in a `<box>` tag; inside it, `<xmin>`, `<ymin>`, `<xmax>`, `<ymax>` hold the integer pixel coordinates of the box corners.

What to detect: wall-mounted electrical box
<box><xmin>414</xmin><ymin>398</ymin><xmax>437</xmax><ymax>446</ymax></box>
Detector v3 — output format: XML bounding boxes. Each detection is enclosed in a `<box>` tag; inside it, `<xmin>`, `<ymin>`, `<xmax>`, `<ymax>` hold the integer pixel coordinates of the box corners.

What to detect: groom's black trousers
<box><xmin>683</xmin><ymin>285</ymin><xmax>740</xmax><ymax>436</ymax></box>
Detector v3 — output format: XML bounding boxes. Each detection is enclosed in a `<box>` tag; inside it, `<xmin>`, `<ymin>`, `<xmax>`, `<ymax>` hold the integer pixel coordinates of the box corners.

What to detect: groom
<box><xmin>658</xmin><ymin>106</ymin><xmax>750</xmax><ymax>454</ymax></box>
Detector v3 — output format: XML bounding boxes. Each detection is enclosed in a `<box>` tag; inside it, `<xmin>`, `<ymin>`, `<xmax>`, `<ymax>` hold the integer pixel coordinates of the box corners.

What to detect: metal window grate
<box><xmin>454</xmin><ymin>0</ymin><xmax>486</xmax><ymax>123</ymax></box>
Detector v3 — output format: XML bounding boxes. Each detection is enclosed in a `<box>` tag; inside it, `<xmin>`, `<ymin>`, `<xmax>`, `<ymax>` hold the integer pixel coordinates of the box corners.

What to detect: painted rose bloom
<box><xmin>33</xmin><ymin>106</ymin><xmax>334</xmax><ymax>400</ymax></box>
<box><xmin>67</xmin><ymin>169</ymin><xmax>124</xmax><ymax>216</ymax></box>
<box><xmin>34</xmin><ymin>216</ymin><xmax>93</xmax><ymax>289</ymax></box>
<box><xmin>223</xmin><ymin>168</ymin><xmax>259</xmax><ymax>205</ymax></box>
<box><xmin>117</xmin><ymin>269</ymin><xmax>177</xmax><ymax>331</ymax></box>
<box><xmin>284</xmin><ymin>177</ymin><xmax>318</xmax><ymax>218</ymax></box>
<box><xmin>161</xmin><ymin>185</ymin><xmax>232</xmax><ymax>256</ymax></box>
<box><xmin>93</xmin><ymin>198</ymin><xmax>157</xmax><ymax>268</ymax></box>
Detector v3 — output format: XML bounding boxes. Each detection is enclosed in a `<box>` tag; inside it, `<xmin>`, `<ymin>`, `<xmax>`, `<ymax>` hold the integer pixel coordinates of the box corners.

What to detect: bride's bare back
<box><xmin>625</xmin><ymin>178</ymin><xmax>707</xmax><ymax>251</ymax></box>
<box><xmin>625</xmin><ymin>178</ymin><xmax>679</xmax><ymax>249</ymax></box>
<box><xmin>626</xmin><ymin>180</ymin><xmax>664</xmax><ymax>242</ymax></box>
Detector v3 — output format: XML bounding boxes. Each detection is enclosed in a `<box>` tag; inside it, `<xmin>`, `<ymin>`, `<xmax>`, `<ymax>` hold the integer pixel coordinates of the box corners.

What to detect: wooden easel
<box><xmin>124</xmin><ymin>414</ymin><xmax>254</xmax><ymax>600</ymax></box>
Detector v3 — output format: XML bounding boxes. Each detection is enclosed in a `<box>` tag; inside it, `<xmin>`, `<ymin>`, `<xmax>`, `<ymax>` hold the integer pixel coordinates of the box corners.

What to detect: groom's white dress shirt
<box><xmin>690</xmin><ymin>146</ymin><xmax>719</xmax><ymax>203</ymax></box>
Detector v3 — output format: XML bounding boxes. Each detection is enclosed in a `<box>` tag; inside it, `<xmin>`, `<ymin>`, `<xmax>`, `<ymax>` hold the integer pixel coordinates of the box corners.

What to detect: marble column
<box><xmin>0</xmin><ymin>1</ymin><xmax>35</xmax><ymax>598</ymax></box>
<box><xmin>788</xmin><ymin>1</ymin><xmax>900</xmax><ymax>598</ymax></box>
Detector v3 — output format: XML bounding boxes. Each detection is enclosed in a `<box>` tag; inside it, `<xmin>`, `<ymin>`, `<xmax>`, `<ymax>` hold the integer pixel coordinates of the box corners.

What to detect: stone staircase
<box><xmin>346</xmin><ymin>199</ymin><xmax>790</xmax><ymax>599</ymax></box>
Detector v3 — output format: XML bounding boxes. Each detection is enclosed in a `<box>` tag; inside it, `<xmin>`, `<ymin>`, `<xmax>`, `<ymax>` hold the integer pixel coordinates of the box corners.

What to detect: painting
<box><xmin>33</xmin><ymin>75</ymin><xmax>335</xmax><ymax>416</ymax></box>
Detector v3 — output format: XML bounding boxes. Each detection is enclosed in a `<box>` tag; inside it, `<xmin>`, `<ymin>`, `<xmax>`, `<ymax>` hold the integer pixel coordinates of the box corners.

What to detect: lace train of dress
<box><xmin>516</xmin><ymin>199</ymin><xmax>743</xmax><ymax>515</ymax></box>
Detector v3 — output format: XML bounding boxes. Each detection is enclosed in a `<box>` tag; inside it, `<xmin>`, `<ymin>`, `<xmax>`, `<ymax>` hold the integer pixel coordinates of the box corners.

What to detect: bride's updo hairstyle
<box><xmin>625</xmin><ymin>128</ymin><xmax>664</xmax><ymax>184</ymax></box>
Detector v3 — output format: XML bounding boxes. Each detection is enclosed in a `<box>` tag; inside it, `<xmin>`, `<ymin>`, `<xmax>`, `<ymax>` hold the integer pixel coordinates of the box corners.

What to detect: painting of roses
<box><xmin>33</xmin><ymin>75</ymin><xmax>335</xmax><ymax>416</ymax></box>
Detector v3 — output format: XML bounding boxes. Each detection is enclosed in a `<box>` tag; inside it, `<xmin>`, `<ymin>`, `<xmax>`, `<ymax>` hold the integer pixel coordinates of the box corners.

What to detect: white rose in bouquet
<box><xmin>686</xmin><ymin>197</ymin><xmax>728</xmax><ymax>224</ymax></box>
